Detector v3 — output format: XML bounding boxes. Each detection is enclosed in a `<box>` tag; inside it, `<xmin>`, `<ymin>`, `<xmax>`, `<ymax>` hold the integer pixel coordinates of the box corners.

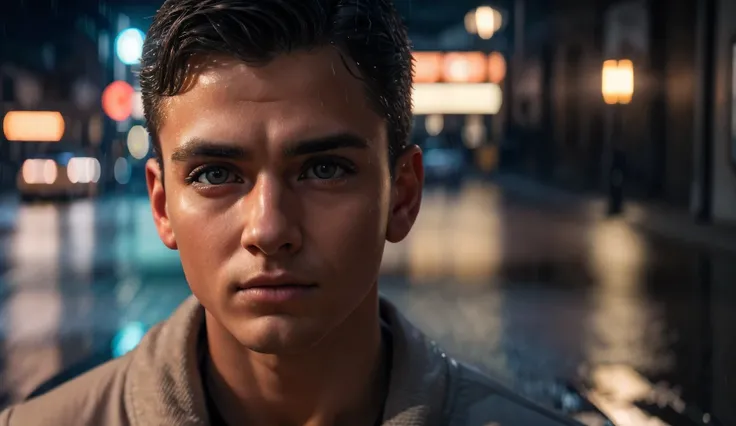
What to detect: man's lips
<box><xmin>231</xmin><ymin>273</ymin><xmax>318</xmax><ymax>304</ymax></box>
<box><xmin>233</xmin><ymin>272</ymin><xmax>317</xmax><ymax>291</ymax></box>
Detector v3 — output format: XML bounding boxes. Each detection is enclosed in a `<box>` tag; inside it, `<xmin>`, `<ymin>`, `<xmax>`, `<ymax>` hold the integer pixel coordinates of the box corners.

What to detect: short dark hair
<box><xmin>139</xmin><ymin>0</ymin><xmax>414</xmax><ymax>170</ymax></box>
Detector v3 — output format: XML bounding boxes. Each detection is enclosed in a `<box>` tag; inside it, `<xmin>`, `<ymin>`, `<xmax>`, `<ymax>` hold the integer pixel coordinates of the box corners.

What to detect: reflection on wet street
<box><xmin>0</xmin><ymin>181</ymin><xmax>734</xmax><ymax>425</ymax></box>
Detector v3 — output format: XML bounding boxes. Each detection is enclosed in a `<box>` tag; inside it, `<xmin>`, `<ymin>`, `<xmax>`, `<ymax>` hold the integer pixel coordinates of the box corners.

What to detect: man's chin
<box><xmin>228</xmin><ymin>315</ymin><xmax>326</xmax><ymax>354</ymax></box>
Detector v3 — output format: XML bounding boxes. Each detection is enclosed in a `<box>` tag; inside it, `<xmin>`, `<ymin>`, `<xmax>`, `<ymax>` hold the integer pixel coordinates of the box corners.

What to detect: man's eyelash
<box><xmin>184</xmin><ymin>165</ymin><xmax>234</xmax><ymax>184</ymax></box>
<box><xmin>302</xmin><ymin>157</ymin><xmax>357</xmax><ymax>174</ymax></box>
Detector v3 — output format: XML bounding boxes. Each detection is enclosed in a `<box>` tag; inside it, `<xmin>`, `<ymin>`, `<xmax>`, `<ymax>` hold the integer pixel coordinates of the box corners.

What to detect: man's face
<box><xmin>146</xmin><ymin>48</ymin><xmax>422</xmax><ymax>353</ymax></box>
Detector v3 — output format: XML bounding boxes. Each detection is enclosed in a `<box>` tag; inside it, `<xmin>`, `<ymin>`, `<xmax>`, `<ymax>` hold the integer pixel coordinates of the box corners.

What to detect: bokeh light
<box><xmin>112</xmin><ymin>322</ymin><xmax>147</xmax><ymax>358</ymax></box>
<box><xmin>102</xmin><ymin>81</ymin><xmax>134</xmax><ymax>122</ymax></box>
<box><xmin>21</xmin><ymin>159</ymin><xmax>57</xmax><ymax>184</ymax></box>
<box><xmin>488</xmin><ymin>52</ymin><xmax>507</xmax><ymax>84</ymax></box>
<box><xmin>88</xmin><ymin>114</ymin><xmax>104</xmax><ymax>145</ymax></box>
<box><xmin>72</xmin><ymin>79</ymin><xmax>100</xmax><ymax>110</ymax></box>
<box><xmin>115</xmin><ymin>28</ymin><xmax>145</xmax><ymax>65</ymax></box>
<box><xmin>15</xmin><ymin>75</ymin><xmax>43</xmax><ymax>108</ymax></box>
<box><xmin>43</xmin><ymin>160</ymin><xmax>57</xmax><ymax>184</ymax></box>
<box><xmin>114</xmin><ymin>157</ymin><xmax>131</xmax><ymax>185</ymax></box>
<box><xmin>3</xmin><ymin>111</ymin><xmax>65</xmax><ymax>142</ymax></box>
<box><xmin>413</xmin><ymin>52</ymin><xmax>443</xmax><ymax>83</ymax></box>
<box><xmin>443</xmin><ymin>52</ymin><xmax>487</xmax><ymax>83</ymax></box>
<box><xmin>67</xmin><ymin>157</ymin><xmax>101</xmax><ymax>184</ymax></box>
<box><xmin>127</xmin><ymin>125</ymin><xmax>150</xmax><ymax>160</ymax></box>
<box><xmin>425</xmin><ymin>115</ymin><xmax>444</xmax><ymax>136</ymax></box>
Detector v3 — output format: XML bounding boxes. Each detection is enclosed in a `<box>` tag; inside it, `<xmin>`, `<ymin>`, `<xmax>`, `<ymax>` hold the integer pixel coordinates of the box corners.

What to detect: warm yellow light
<box><xmin>617</xmin><ymin>60</ymin><xmax>634</xmax><ymax>104</ymax></box>
<box><xmin>127</xmin><ymin>125</ymin><xmax>150</xmax><ymax>160</ymax></box>
<box><xmin>602</xmin><ymin>60</ymin><xmax>618</xmax><ymax>105</ymax></box>
<box><xmin>464</xmin><ymin>11</ymin><xmax>477</xmax><ymax>34</ymax></box>
<box><xmin>488</xmin><ymin>52</ymin><xmax>507</xmax><ymax>83</ymax></box>
<box><xmin>493</xmin><ymin>9</ymin><xmax>503</xmax><ymax>31</ymax></box>
<box><xmin>443</xmin><ymin>52</ymin><xmax>487</xmax><ymax>83</ymax></box>
<box><xmin>463</xmin><ymin>115</ymin><xmax>486</xmax><ymax>148</ymax></box>
<box><xmin>21</xmin><ymin>161</ymin><xmax>35</xmax><ymax>184</ymax></box>
<box><xmin>413</xmin><ymin>83</ymin><xmax>503</xmax><ymax>115</ymax></box>
<box><xmin>475</xmin><ymin>6</ymin><xmax>500</xmax><ymax>40</ymax></box>
<box><xmin>22</xmin><ymin>159</ymin><xmax>57</xmax><ymax>184</ymax></box>
<box><xmin>3</xmin><ymin>111</ymin><xmax>65</xmax><ymax>142</ymax></box>
<box><xmin>43</xmin><ymin>160</ymin><xmax>58</xmax><ymax>184</ymax></box>
<box><xmin>67</xmin><ymin>157</ymin><xmax>101</xmax><ymax>184</ymax></box>
<box><xmin>425</xmin><ymin>114</ymin><xmax>444</xmax><ymax>136</ymax></box>
<box><xmin>413</xmin><ymin>52</ymin><xmax>443</xmax><ymax>83</ymax></box>
<box><xmin>602</xmin><ymin>59</ymin><xmax>635</xmax><ymax>105</ymax></box>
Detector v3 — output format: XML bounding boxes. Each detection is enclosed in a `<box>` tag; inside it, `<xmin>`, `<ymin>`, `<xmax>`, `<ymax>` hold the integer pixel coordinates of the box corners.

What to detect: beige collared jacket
<box><xmin>0</xmin><ymin>296</ymin><xmax>580</xmax><ymax>426</ymax></box>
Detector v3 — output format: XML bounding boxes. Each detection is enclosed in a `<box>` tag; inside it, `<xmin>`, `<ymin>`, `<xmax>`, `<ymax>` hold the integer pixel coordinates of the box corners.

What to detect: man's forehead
<box><xmin>179</xmin><ymin>49</ymin><xmax>366</xmax><ymax>101</ymax></box>
<box><xmin>157</xmin><ymin>48</ymin><xmax>387</xmax><ymax>157</ymax></box>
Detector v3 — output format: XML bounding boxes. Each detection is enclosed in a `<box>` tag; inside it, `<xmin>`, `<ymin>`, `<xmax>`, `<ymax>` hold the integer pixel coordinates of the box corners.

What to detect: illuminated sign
<box><xmin>443</xmin><ymin>52</ymin><xmax>487</xmax><ymax>83</ymax></box>
<box><xmin>413</xmin><ymin>83</ymin><xmax>503</xmax><ymax>115</ymax></box>
<box><xmin>413</xmin><ymin>51</ymin><xmax>505</xmax><ymax>84</ymax></box>
<box><xmin>413</xmin><ymin>52</ymin><xmax>443</xmax><ymax>83</ymax></box>
<box><xmin>488</xmin><ymin>52</ymin><xmax>507</xmax><ymax>84</ymax></box>
<box><xmin>3</xmin><ymin>111</ymin><xmax>65</xmax><ymax>142</ymax></box>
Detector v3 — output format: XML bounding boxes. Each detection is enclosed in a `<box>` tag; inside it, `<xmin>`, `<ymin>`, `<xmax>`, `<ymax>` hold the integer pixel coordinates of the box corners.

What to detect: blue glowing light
<box><xmin>115</xmin><ymin>28</ymin><xmax>145</xmax><ymax>65</ymax></box>
<box><xmin>112</xmin><ymin>322</ymin><xmax>148</xmax><ymax>358</ymax></box>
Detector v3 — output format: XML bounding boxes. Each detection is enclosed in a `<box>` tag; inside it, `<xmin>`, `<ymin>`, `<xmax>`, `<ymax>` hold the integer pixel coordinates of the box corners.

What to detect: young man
<box><xmin>1</xmin><ymin>0</ymin><xmax>579</xmax><ymax>425</ymax></box>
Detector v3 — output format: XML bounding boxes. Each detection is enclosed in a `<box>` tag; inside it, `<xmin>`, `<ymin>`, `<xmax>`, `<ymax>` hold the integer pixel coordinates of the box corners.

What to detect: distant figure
<box><xmin>0</xmin><ymin>1</ymin><xmax>579</xmax><ymax>425</ymax></box>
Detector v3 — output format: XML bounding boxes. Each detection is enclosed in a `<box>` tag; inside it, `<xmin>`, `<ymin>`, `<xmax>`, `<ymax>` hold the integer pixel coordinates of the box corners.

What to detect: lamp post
<box><xmin>601</xmin><ymin>59</ymin><xmax>634</xmax><ymax>216</ymax></box>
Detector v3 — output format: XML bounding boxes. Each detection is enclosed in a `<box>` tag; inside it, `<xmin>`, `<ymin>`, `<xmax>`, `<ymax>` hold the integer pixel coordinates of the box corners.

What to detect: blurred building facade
<box><xmin>711</xmin><ymin>0</ymin><xmax>736</xmax><ymax>223</ymax></box>
<box><xmin>506</xmin><ymin>0</ymin><xmax>736</xmax><ymax>225</ymax></box>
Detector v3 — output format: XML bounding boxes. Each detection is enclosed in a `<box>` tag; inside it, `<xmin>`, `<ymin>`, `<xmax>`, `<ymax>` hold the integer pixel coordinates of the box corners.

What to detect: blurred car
<box><xmin>17</xmin><ymin>152</ymin><xmax>101</xmax><ymax>201</ymax></box>
<box><xmin>422</xmin><ymin>136</ymin><xmax>465</xmax><ymax>187</ymax></box>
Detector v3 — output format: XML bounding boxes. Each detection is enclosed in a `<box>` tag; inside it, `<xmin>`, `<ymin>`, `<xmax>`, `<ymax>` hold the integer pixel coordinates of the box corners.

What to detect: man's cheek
<box><xmin>326</xmin><ymin>214</ymin><xmax>385</xmax><ymax>269</ymax></box>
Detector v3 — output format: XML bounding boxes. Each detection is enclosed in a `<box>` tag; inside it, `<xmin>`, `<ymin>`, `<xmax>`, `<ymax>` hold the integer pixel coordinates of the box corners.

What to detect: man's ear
<box><xmin>386</xmin><ymin>145</ymin><xmax>424</xmax><ymax>243</ymax></box>
<box><xmin>146</xmin><ymin>158</ymin><xmax>177</xmax><ymax>250</ymax></box>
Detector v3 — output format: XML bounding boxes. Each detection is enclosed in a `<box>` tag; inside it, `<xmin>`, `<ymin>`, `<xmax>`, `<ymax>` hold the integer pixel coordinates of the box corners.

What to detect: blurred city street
<box><xmin>0</xmin><ymin>179</ymin><xmax>734</xmax><ymax>425</ymax></box>
<box><xmin>3</xmin><ymin>0</ymin><xmax>736</xmax><ymax>424</ymax></box>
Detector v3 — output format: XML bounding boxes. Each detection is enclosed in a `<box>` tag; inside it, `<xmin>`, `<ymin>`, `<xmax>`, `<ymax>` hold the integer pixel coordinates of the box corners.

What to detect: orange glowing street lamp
<box><xmin>601</xmin><ymin>59</ymin><xmax>634</xmax><ymax>216</ymax></box>
<box><xmin>602</xmin><ymin>59</ymin><xmax>634</xmax><ymax>105</ymax></box>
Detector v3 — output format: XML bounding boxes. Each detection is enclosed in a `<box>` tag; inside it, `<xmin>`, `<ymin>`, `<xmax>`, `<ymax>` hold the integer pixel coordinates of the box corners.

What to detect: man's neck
<box><xmin>203</xmin><ymin>288</ymin><xmax>389</xmax><ymax>426</ymax></box>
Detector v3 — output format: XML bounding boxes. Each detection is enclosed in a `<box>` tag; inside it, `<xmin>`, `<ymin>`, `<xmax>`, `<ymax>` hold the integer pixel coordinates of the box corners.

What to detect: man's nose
<box><xmin>240</xmin><ymin>175</ymin><xmax>302</xmax><ymax>257</ymax></box>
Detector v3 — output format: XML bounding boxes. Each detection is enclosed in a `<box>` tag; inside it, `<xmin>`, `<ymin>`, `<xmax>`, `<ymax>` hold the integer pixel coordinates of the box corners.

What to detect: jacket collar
<box><xmin>124</xmin><ymin>295</ymin><xmax>448</xmax><ymax>426</ymax></box>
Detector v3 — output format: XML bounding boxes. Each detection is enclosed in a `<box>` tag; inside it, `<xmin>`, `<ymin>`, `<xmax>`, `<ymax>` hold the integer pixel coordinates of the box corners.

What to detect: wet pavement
<box><xmin>0</xmin><ymin>180</ymin><xmax>734</xmax><ymax>425</ymax></box>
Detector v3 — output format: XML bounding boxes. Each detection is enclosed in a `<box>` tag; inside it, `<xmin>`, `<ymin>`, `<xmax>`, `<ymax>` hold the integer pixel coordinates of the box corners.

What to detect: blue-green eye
<box><xmin>311</xmin><ymin>163</ymin><xmax>343</xmax><ymax>179</ymax></box>
<box><xmin>301</xmin><ymin>160</ymin><xmax>353</xmax><ymax>180</ymax></box>
<box><xmin>191</xmin><ymin>166</ymin><xmax>239</xmax><ymax>185</ymax></box>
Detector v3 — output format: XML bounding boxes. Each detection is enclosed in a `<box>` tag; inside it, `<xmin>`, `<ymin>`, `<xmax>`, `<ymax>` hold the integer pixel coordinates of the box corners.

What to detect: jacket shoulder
<box><xmin>443</xmin><ymin>361</ymin><xmax>582</xmax><ymax>426</ymax></box>
<box><xmin>0</xmin><ymin>355</ymin><xmax>134</xmax><ymax>426</ymax></box>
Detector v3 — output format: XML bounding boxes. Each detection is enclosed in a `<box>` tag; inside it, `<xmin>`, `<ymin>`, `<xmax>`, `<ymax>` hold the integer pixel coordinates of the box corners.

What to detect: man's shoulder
<box><xmin>0</xmin><ymin>355</ymin><xmax>134</xmax><ymax>426</ymax></box>
<box><xmin>444</xmin><ymin>361</ymin><xmax>582</xmax><ymax>426</ymax></box>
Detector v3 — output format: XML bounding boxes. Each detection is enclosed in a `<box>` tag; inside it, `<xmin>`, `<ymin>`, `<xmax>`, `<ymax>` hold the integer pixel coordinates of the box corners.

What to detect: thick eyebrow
<box><xmin>170</xmin><ymin>139</ymin><xmax>251</xmax><ymax>162</ymax></box>
<box><xmin>282</xmin><ymin>133</ymin><xmax>369</xmax><ymax>157</ymax></box>
<box><xmin>170</xmin><ymin>132</ymin><xmax>369</xmax><ymax>163</ymax></box>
